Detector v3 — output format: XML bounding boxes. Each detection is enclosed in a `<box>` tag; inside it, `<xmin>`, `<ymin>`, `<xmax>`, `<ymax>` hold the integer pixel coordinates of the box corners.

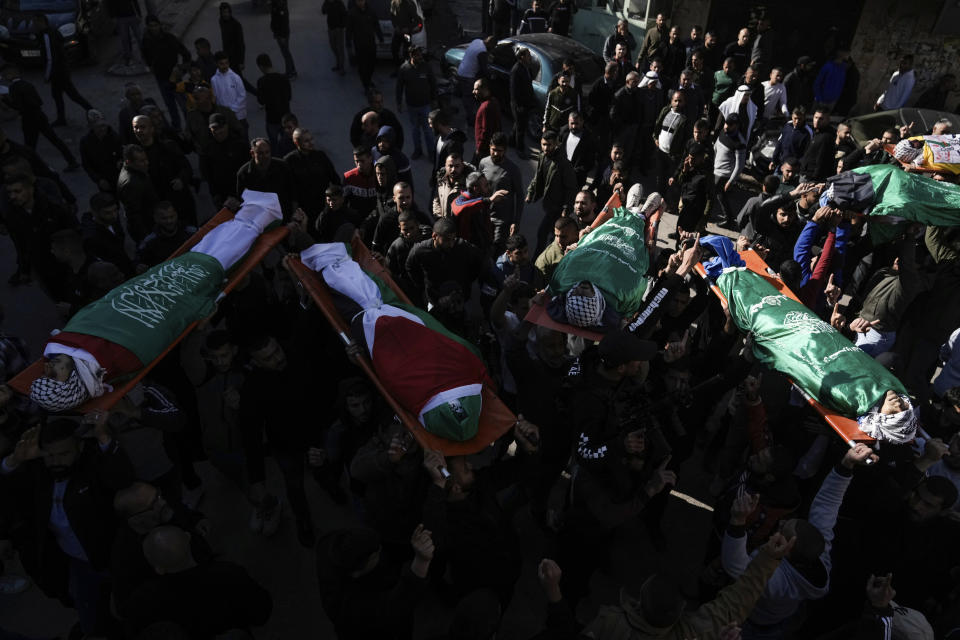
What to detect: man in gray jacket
<box><xmin>479</xmin><ymin>132</ymin><xmax>523</xmax><ymax>256</ymax></box>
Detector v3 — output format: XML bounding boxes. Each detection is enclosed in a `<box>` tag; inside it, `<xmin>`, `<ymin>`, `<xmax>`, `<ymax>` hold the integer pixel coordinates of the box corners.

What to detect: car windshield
<box><xmin>4</xmin><ymin>0</ymin><xmax>75</xmax><ymax>11</ymax></box>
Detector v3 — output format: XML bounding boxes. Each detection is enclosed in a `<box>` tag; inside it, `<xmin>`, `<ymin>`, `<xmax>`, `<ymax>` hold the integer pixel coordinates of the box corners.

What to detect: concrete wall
<box><xmin>669</xmin><ymin>0</ymin><xmax>711</xmax><ymax>33</ymax></box>
<box><xmin>850</xmin><ymin>0</ymin><xmax>960</xmax><ymax>113</ymax></box>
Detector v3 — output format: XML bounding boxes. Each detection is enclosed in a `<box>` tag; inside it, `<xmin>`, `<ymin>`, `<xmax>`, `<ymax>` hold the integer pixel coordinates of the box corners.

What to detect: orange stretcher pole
<box><xmin>8</xmin><ymin>209</ymin><xmax>289</xmax><ymax>415</ymax></box>
<box><xmin>283</xmin><ymin>234</ymin><xmax>517</xmax><ymax>456</ymax></box>
<box><xmin>694</xmin><ymin>251</ymin><xmax>874</xmax><ymax>446</ymax></box>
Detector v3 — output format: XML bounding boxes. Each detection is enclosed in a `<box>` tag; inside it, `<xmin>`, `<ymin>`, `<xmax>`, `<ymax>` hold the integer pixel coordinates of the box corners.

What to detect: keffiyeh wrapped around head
<box><xmin>893</xmin><ymin>138</ymin><xmax>923</xmax><ymax>164</ymax></box>
<box><xmin>639</xmin><ymin>71</ymin><xmax>660</xmax><ymax>89</ymax></box>
<box><xmin>565</xmin><ymin>282</ymin><xmax>606</xmax><ymax>327</ymax></box>
<box><xmin>30</xmin><ymin>369</ymin><xmax>90</xmax><ymax>413</ymax></box>
<box><xmin>857</xmin><ymin>393</ymin><xmax>918</xmax><ymax>444</ymax></box>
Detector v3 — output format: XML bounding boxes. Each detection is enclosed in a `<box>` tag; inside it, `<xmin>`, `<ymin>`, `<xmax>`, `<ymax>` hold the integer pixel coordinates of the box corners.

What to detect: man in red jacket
<box><xmin>472</xmin><ymin>78</ymin><xmax>501</xmax><ymax>165</ymax></box>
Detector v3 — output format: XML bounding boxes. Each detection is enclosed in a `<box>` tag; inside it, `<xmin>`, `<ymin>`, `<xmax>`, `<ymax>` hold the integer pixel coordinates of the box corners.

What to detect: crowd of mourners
<box><xmin>0</xmin><ymin>1</ymin><xmax>958</xmax><ymax>639</ymax></box>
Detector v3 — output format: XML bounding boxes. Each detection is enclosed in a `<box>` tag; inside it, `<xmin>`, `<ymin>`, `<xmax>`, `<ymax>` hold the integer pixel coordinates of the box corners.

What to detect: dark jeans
<box><xmin>457</xmin><ymin>75</ymin><xmax>477</xmax><ymax>127</ymax></box>
<box><xmin>356</xmin><ymin>45</ymin><xmax>376</xmax><ymax>89</ymax></box>
<box><xmin>511</xmin><ymin>103</ymin><xmax>530</xmax><ymax>151</ymax></box>
<box><xmin>156</xmin><ymin>77</ymin><xmax>183</xmax><ymax>130</ymax></box>
<box><xmin>713</xmin><ymin>174</ymin><xmax>733</xmax><ymax>221</ymax></box>
<box><xmin>654</xmin><ymin>149</ymin><xmax>676</xmax><ymax>198</ymax></box>
<box><xmin>275</xmin><ymin>35</ymin><xmax>297</xmax><ymax>75</ymax></box>
<box><xmin>390</xmin><ymin>31</ymin><xmax>408</xmax><ymax>67</ymax></box>
<box><xmin>535</xmin><ymin>204</ymin><xmax>561</xmax><ymax>256</ymax></box>
<box><xmin>329</xmin><ymin>27</ymin><xmax>346</xmax><ymax>69</ymax></box>
<box><xmin>50</xmin><ymin>70</ymin><xmax>92</xmax><ymax>122</ymax></box>
<box><xmin>22</xmin><ymin>115</ymin><xmax>75</xmax><ymax>165</ymax></box>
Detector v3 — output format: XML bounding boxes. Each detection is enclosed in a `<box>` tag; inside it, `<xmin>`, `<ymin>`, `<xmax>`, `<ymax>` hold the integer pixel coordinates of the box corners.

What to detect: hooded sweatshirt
<box><xmin>372</xmin><ymin>125</ymin><xmax>413</xmax><ymax>186</ymax></box>
<box><xmin>721</xmin><ymin>466</ymin><xmax>851</xmax><ymax>625</ymax></box>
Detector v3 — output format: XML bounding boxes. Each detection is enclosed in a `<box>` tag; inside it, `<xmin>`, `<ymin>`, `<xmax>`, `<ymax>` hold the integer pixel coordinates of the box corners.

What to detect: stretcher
<box><xmin>283</xmin><ymin>233</ymin><xmax>517</xmax><ymax>456</ymax></box>
<box><xmin>8</xmin><ymin>207</ymin><xmax>290</xmax><ymax>414</ymax></box>
<box><xmin>884</xmin><ymin>142</ymin><xmax>958</xmax><ymax>175</ymax></box>
<box><xmin>693</xmin><ymin>249</ymin><xmax>874</xmax><ymax>446</ymax></box>
<box><xmin>522</xmin><ymin>191</ymin><xmax>660</xmax><ymax>342</ymax></box>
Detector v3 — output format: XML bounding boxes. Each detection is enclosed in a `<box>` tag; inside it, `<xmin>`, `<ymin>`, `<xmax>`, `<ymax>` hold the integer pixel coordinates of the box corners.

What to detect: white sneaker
<box><xmin>0</xmin><ymin>575</ymin><xmax>30</xmax><ymax>595</ymax></box>
<box><xmin>259</xmin><ymin>495</ymin><xmax>283</xmax><ymax>538</ymax></box>
<box><xmin>182</xmin><ymin>484</ymin><xmax>204</xmax><ymax>510</ymax></box>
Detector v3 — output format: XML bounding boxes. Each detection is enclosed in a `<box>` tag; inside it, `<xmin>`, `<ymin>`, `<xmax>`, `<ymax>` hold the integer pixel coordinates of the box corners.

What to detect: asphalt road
<box><xmin>0</xmin><ymin>2</ymin><xmax>729</xmax><ymax>637</ymax></box>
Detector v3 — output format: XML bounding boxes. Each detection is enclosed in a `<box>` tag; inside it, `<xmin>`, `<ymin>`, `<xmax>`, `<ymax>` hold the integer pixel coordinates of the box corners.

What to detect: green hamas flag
<box><xmin>716</xmin><ymin>267</ymin><xmax>907</xmax><ymax>417</ymax></box>
<box><xmin>64</xmin><ymin>252</ymin><xmax>225</xmax><ymax>367</ymax></box>
<box><xmin>548</xmin><ymin>207</ymin><xmax>649</xmax><ymax>315</ymax></box>
<box><xmin>849</xmin><ymin>165</ymin><xmax>960</xmax><ymax>243</ymax></box>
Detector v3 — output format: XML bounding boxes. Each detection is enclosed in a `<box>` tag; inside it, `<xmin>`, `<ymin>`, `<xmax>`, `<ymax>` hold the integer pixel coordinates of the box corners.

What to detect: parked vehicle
<box><xmin>443</xmin><ymin>33</ymin><xmax>604</xmax><ymax>136</ymax></box>
<box><xmin>0</xmin><ymin>0</ymin><xmax>98</xmax><ymax>65</ymax></box>
<box><xmin>845</xmin><ymin>107</ymin><xmax>958</xmax><ymax>145</ymax></box>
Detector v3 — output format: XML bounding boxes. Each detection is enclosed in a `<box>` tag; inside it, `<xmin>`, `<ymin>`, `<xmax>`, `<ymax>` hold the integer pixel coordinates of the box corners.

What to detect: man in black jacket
<box><xmin>79</xmin><ymin>110</ymin><xmax>123</xmax><ymax>193</ymax></box>
<box><xmin>349</xmin><ymin>90</ymin><xmax>405</xmax><ymax>151</ymax></box>
<box><xmin>117</xmin><ymin>144</ymin><xmax>159</xmax><ymax>243</ymax></box>
<box><xmin>428</xmin><ymin>109</ymin><xmax>467</xmax><ymax>188</ymax></box>
<box><xmin>136</xmin><ymin>201</ymin><xmax>197</xmax><ymax>268</ymax></box>
<box><xmin>609</xmin><ymin>70</ymin><xmax>641</xmax><ymax>162</ymax></box>
<box><xmin>241</xmin><ymin>335</ymin><xmax>328</xmax><ymax>547</ymax></box>
<box><xmin>2</xmin><ymin>419</ymin><xmax>134</xmax><ymax>637</ymax></box>
<box><xmin>406</xmin><ymin>217</ymin><xmax>485</xmax><ymax>308</ymax></box>
<box><xmin>348</xmin><ymin>0</ymin><xmax>383</xmax><ymax>91</ymax></box>
<box><xmin>559</xmin><ymin>111</ymin><xmax>598</xmax><ymax>189</ymax></box>
<box><xmin>587</xmin><ymin>62</ymin><xmax>620</xmax><ymax>150</ymax></box>
<box><xmin>269</xmin><ymin>0</ymin><xmax>297</xmax><ymax>78</ymax></box>
<box><xmin>36</xmin><ymin>14</ymin><xmax>93</xmax><ymax>126</ymax></box>
<box><xmin>140</xmin><ymin>15</ymin><xmax>191</xmax><ymax>129</ymax></box>
<box><xmin>255</xmin><ymin>53</ymin><xmax>292</xmax><ymax>146</ymax></box>
<box><xmin>3</xmin><ymin>172</ymin><xmax>77</xmax><ymax>288</ymax></box>
<box><xmin>122</xmin><ymin>525</ymin><xmax>272</xmax><ymax>637</ymax></box>
<box><xmin>0</xmin><ymin>64</ymin><xmax>78</xmax><ymax>169</ymax></box>
<box><xmin>199</xmin><ymin>113</ymin><xmax>249</xmax><ymax>208</ymax></box>
<box><xmin>80</xmin><ymin>191</ymin><xmax>134</xmax><ymax>276</ymax></box>
<box><xmin>236</xmin><ymin>138</ymin><xmax>295</xmax><ymax>219</ymax></box>
<box><xmin>132</xmin><ymin>115</ymin><xmax>197</xmax><ymax>225</ymax></box>
<box><xmin>799</xmin><ymin>108</ymin><xmax>836</xmax><ymax>182</ymax></box>
<box><xmin>0</xmin><ymin>127</ymin><xmax>76</xmax><ymax>208</ymax></box>
<box><xmin>510</xmin><ymin>47</ymin><xmax>539</xmax><ymax>157</ymax></box>
<box><xmin>284</xmin><ymin>127</ymin><xmax>341</xmax><ymax>216</ymax></box>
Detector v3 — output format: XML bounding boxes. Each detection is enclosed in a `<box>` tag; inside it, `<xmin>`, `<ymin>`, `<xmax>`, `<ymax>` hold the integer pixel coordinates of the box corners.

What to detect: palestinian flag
<box><xmin>823</xmin><ymin>165</ymin><xmax>960</xmax><ymax>243</ymax></box>
<box><xmin>548</xmin><ymin>206</ymin><xmax>650</xmax><ymax>316</ymax></box>
<box><xmin>301</xmin><ymin>243</ymin><xmax>488</xmax><ymax>442</ymax></box>
<box><xmin>716</xmin><ymin>266</ymin><xmax>909</xmax><ymax>419</ymax></box>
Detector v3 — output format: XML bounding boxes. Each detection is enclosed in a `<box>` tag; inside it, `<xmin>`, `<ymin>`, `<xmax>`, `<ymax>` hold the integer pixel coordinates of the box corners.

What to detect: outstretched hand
<box><xmin>762</xmin><ymin>532</ymin><xmax>796</xmax><ymax>560</ymax></box>
<box><xmin>538</xmin><ymin>558</ymin><xmax>563</xmax><ymax>602</ymax></box>
<box><xmin>841</xmin><ymin>442</ymin><xmax>879</xmax><ymax>468</ymax></box>
<box><xmin>645</xmin><ymin>456</ymin><xmax>677</xmax><ymax>497</ymax></box>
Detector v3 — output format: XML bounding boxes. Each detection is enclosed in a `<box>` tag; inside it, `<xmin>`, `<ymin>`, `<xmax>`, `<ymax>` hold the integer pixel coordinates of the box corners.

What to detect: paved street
<box><xmin>0</xmin><ymin>2</ymin><xmax>731</xmax><ymax>637</ymax></box>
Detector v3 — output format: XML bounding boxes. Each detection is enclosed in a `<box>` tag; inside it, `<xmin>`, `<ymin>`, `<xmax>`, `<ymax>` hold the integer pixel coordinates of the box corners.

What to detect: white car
<box><xmin>367</xmin><ymin>0</ymin><xmax>427</xmax><ymax>59</ymax></box>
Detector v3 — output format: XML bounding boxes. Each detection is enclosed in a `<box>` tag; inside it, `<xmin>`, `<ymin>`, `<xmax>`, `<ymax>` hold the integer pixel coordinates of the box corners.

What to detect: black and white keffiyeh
<box><xmin>857</xmin><ymin>393</ymin><xmax>918</xmax><ymax>444</ymax></box>
<box><xmin>565</xmin><ymin>282</ymin><xmax>606</xmax><ymax>327</ymax></box>
<box><xmin>30</xmin><ymin>369</ymin><xmax>90</xmax><ymax>413</ymax></box>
